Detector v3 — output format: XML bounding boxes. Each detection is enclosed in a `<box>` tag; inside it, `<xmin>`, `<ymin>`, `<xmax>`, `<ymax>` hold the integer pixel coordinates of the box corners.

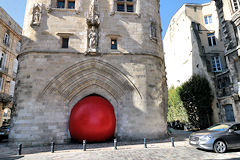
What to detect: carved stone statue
<box><xmin>86</xmin><ymin>0</ymin><xmax>100</xmax><ymax>55</ymax></box>
<box><xmin>32</xmin><ymin>3</ymin><xmax>42</xmax><ymax>26</ymax></box>
<box><xmin>88</xmin><ymin>26</ymin><xmax>98</xmax><ymax>53</ymax></box>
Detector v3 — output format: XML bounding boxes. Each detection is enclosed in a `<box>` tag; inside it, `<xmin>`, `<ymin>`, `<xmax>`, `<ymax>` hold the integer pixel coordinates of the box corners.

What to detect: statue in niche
<box><xmin>86</xmin><ymin>0</ymin><xmax>100</xmax><ymax>55</ymax></box>
<box><xmin>32</xmin><ymin>3</ymin><xmax>42</xmax><ymax>26</ymax></box>
<box><xmin>88</xmin><ymin>26</ymin><xmax>98</xmax><ymax>53</ymax></box>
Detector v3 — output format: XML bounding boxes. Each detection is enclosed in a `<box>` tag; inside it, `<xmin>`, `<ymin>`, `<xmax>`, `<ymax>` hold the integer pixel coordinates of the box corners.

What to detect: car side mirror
<box><xmin>228</xmin><ymin>129</ymin><xmax>234</xmax><ymax>133</ymax></box>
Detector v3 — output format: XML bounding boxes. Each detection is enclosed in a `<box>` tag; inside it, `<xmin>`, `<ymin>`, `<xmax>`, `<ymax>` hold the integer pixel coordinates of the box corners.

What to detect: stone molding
<box><xmin>38</xmin><ymin>59</ymin><xmax>142</xmax><ymax>104</ymax></box>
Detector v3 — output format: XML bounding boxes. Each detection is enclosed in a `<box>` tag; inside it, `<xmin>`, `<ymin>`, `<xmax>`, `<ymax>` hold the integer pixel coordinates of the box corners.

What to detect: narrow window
<box><xmin>68</xmin><ymin>0</ymin><xmax>75</xmax><ymax>9</ymax></box>
<box><xmin>207</xmin><ymin>33</ymin><xmax>217</xmax><ymax>46</ymax></box>
<box><xmin>57</xmin><ymin>0</ymin><xmax>65</xmax><ymax>8</ymax></box>
<box><xmin>62</xmin><ymin>37</ymin><xmax>69</xmax><ymax>48</ymax></box>
<box><xmin>111</xmin><ymin>39</ymin><xmax>117</xmax><ymax>50</ymax></box>
<box><xmin>212</xmin><ymin>56</ymin><xmax>222</xmax><ymax>73</ymax></box>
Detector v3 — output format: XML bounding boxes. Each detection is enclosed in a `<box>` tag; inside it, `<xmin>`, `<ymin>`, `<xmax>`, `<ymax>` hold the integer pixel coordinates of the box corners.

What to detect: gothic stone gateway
<box><xmin>9</xmin><ymin>0</ymin><xmax>167</xmax><ymax>146</ymax></box>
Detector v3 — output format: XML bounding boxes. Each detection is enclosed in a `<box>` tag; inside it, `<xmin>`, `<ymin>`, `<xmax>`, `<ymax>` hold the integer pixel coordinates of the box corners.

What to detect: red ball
<box><xmin>69</xmin><ymin>96</ymin><xmax>116</xmax><ymax>142</ymax></box>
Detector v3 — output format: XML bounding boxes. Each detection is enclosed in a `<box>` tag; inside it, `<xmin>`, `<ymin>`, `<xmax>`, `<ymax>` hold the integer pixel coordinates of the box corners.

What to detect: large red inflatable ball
<box><xmin>69</xmin><ymin>96</ymin><xmax>116</xmax><ymax>142</ymax></box>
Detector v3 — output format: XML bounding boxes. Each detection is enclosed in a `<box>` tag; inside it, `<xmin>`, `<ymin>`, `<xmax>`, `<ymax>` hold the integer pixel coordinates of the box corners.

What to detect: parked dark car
<box><xmin>189</xmin><ymin>123</ymin><xmax>240</xmax><ymax>153</ymax></box>
<box><xmin>0</xmin><ymin>125</ymin><xmax>10</xmax><ymax>141</ymax></box>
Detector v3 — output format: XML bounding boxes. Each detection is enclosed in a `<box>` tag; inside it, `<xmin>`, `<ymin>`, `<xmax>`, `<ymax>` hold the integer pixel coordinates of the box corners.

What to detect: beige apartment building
<box><xmin>0</xmin><ymin>7</ymin><xmax>21</xmax><ymax>127</ymax></box>
<box><xmin>214</xmin><ymin>0</ymin><xmax>240</xmax><ymax>122</ymax></box>
<box><xmin>164</xmin><ymin>1</ymin><xmax>230</xmax><ymax>124</ymax></box>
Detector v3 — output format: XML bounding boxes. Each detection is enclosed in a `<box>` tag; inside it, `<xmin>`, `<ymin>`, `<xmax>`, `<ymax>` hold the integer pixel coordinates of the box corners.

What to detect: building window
<box><xmin>111</xmin><ymin>39</ymin><xmax>117</xmax><ymax>50</ymax></box>
<box><xmin>57</xmin><ymin>0</ymin><xmax>75</xmax><ymax>9</ymax></box>
<box><xmin>231</xmin><ymin>0</ymin><xmax>240</xmax><ymax>12</ymax></box>
<box><xmin>116</xmin><ymin>0</ymin><xmax>135</xmax><ymax>12</ymax></box>
<box><xmin>0</xmin><ymin>52</ymin><xmax>7</xmax><ymax>72</ymax></box>
<box><xmin>207</xmin><ymin>33</ymin><xmax>217</xmax><ymax>46</ymax></box>
<box><xmin>212</xmin><ymin>56</ymin><xmax>222</xmax><ymax>73</ymax></box>
<box><xmin>62</xmin><ymin>37</ymin><xmax>69</xmax><ymax>48</ymax></box>
<box><xmin>57</xmin><ymin>0</ymin><xmax>65</xmax><ymax>8</ymax></box>
<box><xmin>204</xmin><ymin>15</ymin><xmax>212</xmax><ymax>24</ymax></box>
<box><xmin>3</xmin><ymin>32</ymin><xmax>10</xmax><ymax>46</ymax></box>
<box><xmin>68</xmin><ymin>0</ymin><xmax>75</xmax><ymax>9</ymax></box>
<box><xmin>224</xmin><ymin>104</ymin><xmax>235</xmax><ymax>122</ymax></box>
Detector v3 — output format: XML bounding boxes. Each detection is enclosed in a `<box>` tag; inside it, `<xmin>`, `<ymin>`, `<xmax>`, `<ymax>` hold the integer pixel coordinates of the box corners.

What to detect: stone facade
<box><xmin>214</xmin><ymin>0</ymin><xmax>240</xmax><ymax>122</ymax></box>
<box><xmin>0</xmin><ymin>7</ymin><xmax>22</xmax><ymax>127</ymax></box>
<box><xmin>9</xmin><ymin>0</ymin><xmax>167</xmax><ymax>146</ymax></box>
<box><xmin>164</xmin><ymin>1</ymin><xmax>227</xmax><ymax>124</ymax></box>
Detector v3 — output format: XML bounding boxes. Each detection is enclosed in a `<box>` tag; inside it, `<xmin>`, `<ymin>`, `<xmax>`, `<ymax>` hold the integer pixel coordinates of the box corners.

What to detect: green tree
<box><xmin>179</xmin><ymin>75</ymin><xmax>213</xmax><ymax>129</ymax></box>
<box><xmin>168</xmin><ymin>86</ymin><xmax>188</xmax><ymax>123</ymax></box>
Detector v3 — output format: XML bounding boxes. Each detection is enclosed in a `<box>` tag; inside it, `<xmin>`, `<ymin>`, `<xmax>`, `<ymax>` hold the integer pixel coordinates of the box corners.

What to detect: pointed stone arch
<box><xmin>38</xmin><ymin>59</ymin><xmax>141</xmax><ymax>104</ymax></box>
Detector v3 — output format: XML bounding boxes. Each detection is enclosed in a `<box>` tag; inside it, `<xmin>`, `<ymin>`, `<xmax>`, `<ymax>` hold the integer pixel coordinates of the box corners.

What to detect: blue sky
<box><xmin>0</xmin><ymin>0</ymin><xmax>210</xmax><ymax>37</ymax></box>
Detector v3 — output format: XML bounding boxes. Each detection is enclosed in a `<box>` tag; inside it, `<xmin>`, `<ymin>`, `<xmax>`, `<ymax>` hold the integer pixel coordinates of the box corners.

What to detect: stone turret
<box><xmin>10</xmin><ymin>0</ymin><xmax>167</xmax><ymax>146</ymax></box>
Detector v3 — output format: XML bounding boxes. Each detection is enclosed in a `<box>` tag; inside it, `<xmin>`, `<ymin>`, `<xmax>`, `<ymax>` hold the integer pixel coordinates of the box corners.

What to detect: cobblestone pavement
<box><xmin>0</xmin><ymin>139</ymin><xmax>240</xmax><ymax>160</ymax></box>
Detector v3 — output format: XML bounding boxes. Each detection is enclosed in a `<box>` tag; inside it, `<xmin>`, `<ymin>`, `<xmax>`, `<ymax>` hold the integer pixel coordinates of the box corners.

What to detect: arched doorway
<box><xmin>69</xmin><ymin>95</ymin><xmax>116</xmax><ymax>142</ymax></box>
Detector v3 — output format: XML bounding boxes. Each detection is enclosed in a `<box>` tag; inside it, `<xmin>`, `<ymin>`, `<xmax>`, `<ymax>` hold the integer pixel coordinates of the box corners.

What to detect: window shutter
<box><xmin>0</xmin><ymin>77</ymin><xmax>3</xmax><ymax>92</ymax></box>
<box><xmin>13</xmin><ymin>59</ymin><xmax>18</xmax><ymax>74</ymax></box>
<box><xmin>9</xmin><ymin>80</ymin><xmax>15</xmax><ymax>96</ymax></box>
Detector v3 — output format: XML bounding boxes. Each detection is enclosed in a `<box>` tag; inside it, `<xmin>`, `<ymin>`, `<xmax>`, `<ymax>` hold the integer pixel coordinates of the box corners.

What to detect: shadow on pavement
<box><xmin>0</xmin><ymin>155</ymin><xmax>24</xmax><ymax>160</ymax></box>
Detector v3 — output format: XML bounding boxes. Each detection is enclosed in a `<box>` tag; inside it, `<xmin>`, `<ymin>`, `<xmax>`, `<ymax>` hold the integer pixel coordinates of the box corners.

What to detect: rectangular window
<box><xmin>212</xmin><ymin>56</ymin><xmax>222</xmax><ymax>73</ymax></box>
<box><xmin>111</xmin><ymin>39</ymin><xmax>117</xmax><ymax>50</ymax></box>
<box><xmin>127</xmin><ymin>4</ymin><xmax>134</xmax><ymax>12</ymax></box>
<box><xmin>117</xmin><ymin>3</ymin><xmax>125</xmax><ymax>12</ymax></box>
<box><xmin>116</xmin><ymin>0</ymin><xmax>134</xmax><ymax>12</ymax></box>
<box><xmin>204</xmin><ymin>15</ymin><xmax>212</xmax><ymax>24</ymax></box>
<box><xmin>231</xmin><ymin>0</ymin><xmax>240</xmax><ymax>12</ymax></box>
<box><xmin>68</xmin><ymin>0</ymin><xmax>75</xmax><ymax>9</ymax></box>
<box><xmin>62</xmin><ymin>38</ymin><xmax>69</xmax><ymax>48</ymax></box>
<box><xmin>57</xmin><ymin>0</ymin><xmax>65</xmax><ymax>8</ymax></box>
<box><xmin>207</xmin><ymin>33</ymin><xmax>217</xmax><ymax>46</ymax></box>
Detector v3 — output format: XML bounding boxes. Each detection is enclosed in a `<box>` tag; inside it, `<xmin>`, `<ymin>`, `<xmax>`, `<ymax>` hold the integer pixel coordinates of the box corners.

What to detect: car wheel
<box><xmin>214</xmin><ymin>140</ymin><xmax>227</xmax><ymax>153</ymax></box>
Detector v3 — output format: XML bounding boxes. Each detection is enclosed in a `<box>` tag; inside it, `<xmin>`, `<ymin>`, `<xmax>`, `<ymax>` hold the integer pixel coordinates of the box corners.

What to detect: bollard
<box><xmin>83</xmin><ymin>140</ymin><xmax>86</xmax><ymax>151</ymax></box>
<box><xmin>114</xmin><ymin>138</ymin><xmax>117</xmax><ymax>150</ymax></box>
<box><xmin>18</xmin><ymin>144</ymin><xmax>22</xmax><ymax>155</ymax></box>
<box><xmin>171</xmin><ymin>137</ymin><xmax>175</xmax><ymax>147</ymax></box>
<box><xmin>51</xmin><ymin>142</ymin><xmax>55</xmax><ymax>153</ymax></box>
<box><xmin>144</xmin><ymin>138</ymin><xmax>147</xmax><ymax>148</ymax></box>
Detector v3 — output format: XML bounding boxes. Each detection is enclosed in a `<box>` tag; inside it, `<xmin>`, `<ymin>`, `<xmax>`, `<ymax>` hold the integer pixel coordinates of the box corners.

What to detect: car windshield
<box><xmin>207</xmin><ymin>124</ymin><xmax>230</xmax><ymax>131</ymax></box>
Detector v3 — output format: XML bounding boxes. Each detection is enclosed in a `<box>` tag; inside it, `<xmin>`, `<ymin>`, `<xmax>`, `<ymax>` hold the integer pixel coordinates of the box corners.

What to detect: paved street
<box><xmin>0</xmin><ymin>138</ymin><xmax>240</xmax><ymax>160</ymax></box>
